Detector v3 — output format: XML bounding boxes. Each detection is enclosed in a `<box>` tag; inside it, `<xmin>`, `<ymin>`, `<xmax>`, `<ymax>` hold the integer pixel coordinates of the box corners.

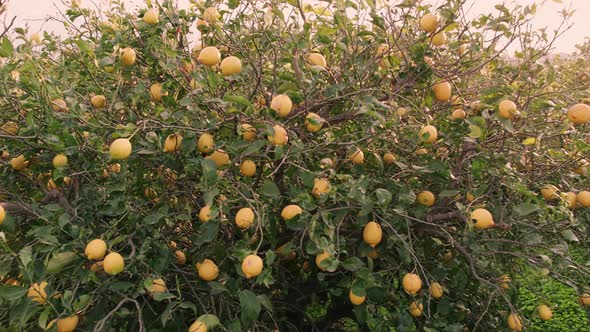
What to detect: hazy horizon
<box><xmin>4</xmin><ymin>0</ymin><xmax>589</xmax><ymax>54</ymax></box>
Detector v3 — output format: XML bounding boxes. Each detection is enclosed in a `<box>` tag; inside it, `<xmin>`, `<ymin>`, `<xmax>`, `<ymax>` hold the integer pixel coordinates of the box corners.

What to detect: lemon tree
<box><xmin>0</xmin><ymin>0</ymin><xmax>590</xmax><ymax>331</ymax></box>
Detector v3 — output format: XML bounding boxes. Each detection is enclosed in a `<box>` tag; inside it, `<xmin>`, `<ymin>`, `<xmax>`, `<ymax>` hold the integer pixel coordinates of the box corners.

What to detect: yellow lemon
<box><xmin>0</xmin><ymin>205</ymin><xmax>5</xmax><ymax>225</ymax></box>
<box><xmin>305</xmin><ymin>112</ymin><xmax>323</xmax><ymax>132</ymax></box>
<box><xmin>281</xmin><ymin>205</ymin><xmax>303</xmax><ymax>221</ymax></box>
<box><xmin>383</xmin><ymin>153</ymin><xmax>396</xmax><ymax>165</ymax></box>
<box><xmin>30</xmin><ymin>32</ymin><xmax>42</xmax><ymax>44</ymax></box>
<box><xmin>312</xmin><ymin>178</ymin><xmax>330</xmax><ymax>198</ymax></box>
<box><xmin>199</xmin><ymin>205</ymin><xmax>212</xmax><ymax>222</ymax></box>
<box><xmin>241</xmin><ymin>254</ymin><xmax>263</xmax><ymax>278</ymax></box>
<box><xmin>402</xmin><ymin>273</ymin><xmax>422</xmax><ymax>295</ymax></box>
<box><xmin>349</xmin><ymin>290</ymin><xmax>366</xmax><ymax>305</ymax></box>
<box><xmin>206</xmin><ymin>150</ymin><xmax>230</xmax><ymax>168</ymax></box>
<box><xmin>315</xmin><ymin>252</ymin><xmax>330</xmax><ymax>271</ymax></box>
<box><xmin>577</xmin><ymin>191</ymin><xmax>590</xmax><ymax>207</ymax></box>
<box><xmin>196</xmin><ymin>259</ymin><xmax>219</xmax><ymax>281</ymax></box>
<box><xmin>188</xmin><ymin>320</ymin><xmax>207</xmax><ymax>332</ymax></box>
<box><xmin>220</xmin><ymin>56</ymin><xmax>242</xmax><ymax>75</ymax></box>
<box><xmin>85</xmin><ymin>239</ymin><xmax>107</xmax><ymax>260</ymax></box>
<box><xmin>451</xmin><ymin>109</ymin><xmax>466</xmax><ymax>120</ymax></box>
<box><xmin>562</xmin><ymin>191</ymin><xmax>577</xmax><ymax>209</ymax></box>
<box><xmin>396</xmin><ymin>107</ymin><xmax>408</xmax><ymax>117</ymax></box>
<box><xmin>348</xmin><ymin>148</ymin><xmax>364</xmax><ymax>165</ymax></box>
<box><xmin>507</xmin><ymin>313</ymin><xmax>522</xmax><ymax>331</ymax></box>
<box><xmin>538</xmin><ymin>304</ymin><xmax>552</xmax><ymax>321</ymax></box>
<box><xmin>150</xmin><ymin>83</ymin><xmax>166</xmax><ymax>102</ymax></box>
<box><xmin>430</xmin><ymin>282</ymin><xmax>444</xmax><ymax>299</ymax></box>
<box><xmin>28</xmin><ymin>281</ymin><xmax>48</xmax><ymax>304</ymax></box>
<box><xmin>580</xmin><ymin>293</ymin><xmax>590</xmax><ymax>306</ymax></box>
<box><xmin>307</xmin><ymin>53</ymin><xmax>327</xmax><ymax>68</ymax></box>
<box><xmin>541</xmin><ymin>185</ymin><xmax>559</xmax><ymax>201</ymax></box>
<box><xmin>163</xmin><ymin>133</ymin><xmax>183</xmax><ymax>153</ymax></box>
<box><xmin>470</xmin><ymin>208</ymin><xmax>494</xmax><ymax>229</ymax></box>
<box><xmin>1</xmin><ymin>121</ymin><xmax>18</xmax><ymax>135</ymax></box>
<box><xmin>147</xmin><ymin>278</ymin><xmax>167</xmax><ymax>296</ymax></box>
<box><xmin>433</xmin><ymin>81</ymin><xmax>451</xmax><ymax>102</ymax></box>
<box><xmin>53</xmin><ymin>154</ymin><xmax>68</xmax><ymax>168</ymax></box>
<box><xmin>235</xmin><ymin>207</ymin><xmax>255</xmax><ymax>229</ymax></box>
<box><xmin>203</xmin><ymin>7</ymin><xmax>220</xmax><ymax>22</ymax></box>
<box><xmin>91</xmin><ymin>95</ymin><xmax>106</xmax><ymax>108</ymax></box>
<box><xmin>409</xmin><ymin>301</ymin><xmax>424</xmax><ymax>317</ymax></box>
<box><xmin>240</xmin><ymin>160</ymin><xmax>256</xmax><ymax>177</ymax></box>
<box><xmin>420</xmin><ymin>125</ymin><xmax>438</xmax><ymax>144</ymax></box>
<box><xmin>109</xmin><ymin>138</ymin><xmax>132</xmax><ymax>160</ymax></box>
<box><xmin>51</xmin><ymin>99</ymin><xmax>68</xmax><ymax>112</ymax></box>
<box><xmin>417</xmin><ymin>191</ymin><xmax>435</xmax><ymax>207</ymax></box>
<box><xmin>240</xmin><ymin>123</ymin><xmax>256</xmax><ymax>141</ymax></box>
<box><xmin>10</xmin><ymin>154</ymin><xmax>29</xmax><ymax>171</ymax></box>
<box><xmin>175</xmin><ymin>251</ymin><xmax>186</xmax><ymax>265</ymax></box>
<box><xmin>498</xmin><ymin>99</ymin><xmax>517</xmax><ymax>119</ymax></box>
<box><xmin>197</xmin><ymin>133</ymin><xmax>215</xmax><ymax>153</ymax></box>
<box><xmin>143</xmin><ymin>8</ymin><xmax>159</xmax><ymax>24</ymax></box>
<box><xmin>499</xmin><ymin>274</ymin><xmax>511</xmax><ymax>290</ymax></box>
<box><xmin>197</xmin><ymin>46</ymin><xmax>221</xmax><ymax>66</ymax></box>
<box><xmin>363</xmin><ymin>221</ymin><xmax>382</xmax><ymax>247</ymax></box>
<box><xmin>121</xmin><ymin>48</ymin><xmax>136</xmax><ymax>66</ymax></box>
<box><xmin>431</xmin><ymin>31</ymin><xmax>447</xmax><ymax>46</ymax></box>
<box><xmin>270</xmin><ymin>94</ymin><xmax>293</xmax><ymax>117</ymax></box>
<box><xmin>103</xmin><ymin>252</ymin><xmax>125</xmax><ymax>275</ymax></box>
<box><xmin>56</xmin><ymin>315</ymin><xmax>79</xmax><ymax>332</ymax></box>
<box><xmin>567</xmin><ymin>103</ymin><xmax>590</xmax><ymax>125</ymax></box>
<box><xmin>420</xmin><ymin>13</ymin><xmax>439</xmax><ymax>33</ymax></box>
<box><xmin>267</xmin><ymin>125</ymin><xmax>289</xmax><ymax>146</ymax></box>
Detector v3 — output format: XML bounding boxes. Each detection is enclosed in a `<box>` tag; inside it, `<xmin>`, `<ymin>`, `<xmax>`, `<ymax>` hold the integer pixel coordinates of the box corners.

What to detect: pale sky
<box><xmin>5</xmin><ymin>0</ymin><xmax>589</xmax><ymax>53</ymax></box>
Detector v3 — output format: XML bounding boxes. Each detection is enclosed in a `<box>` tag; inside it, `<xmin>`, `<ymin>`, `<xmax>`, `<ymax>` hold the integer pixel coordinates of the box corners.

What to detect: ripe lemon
<box><xmin>56</xmin><ymin>315</ymin><xmax>79</xmax><ymax>332</ymax></box>
<box><xmin>206</xmin><ymin>150</ymin><xmax>230</xmax><ymax>168</ymax></box>
<box><xmin>1</xmin><ymin>121</ymin><xmax>18</xmax><ymax>135</ymax></box>
<box><xmin>188</xmin><ymin>320</ymin><xmax>207</xmax><ymax>332</ymax></box>
<box><xmin>27</xmin><ymin>281</ymin><xmax>48</xmax><ymax>304</ymax></box>
<box><xmin>561</xmin><ymin>191</ymin><xmax>577</xmax><ymax>209</ymax></box>
<box><xmin>430</xmin><ymin>282</ymin><xmax>444</xmax><ymax>299</ymax></box>
<box><xmin>348</xmin><ymin>148</ymin><xmax>364</xmax><ymax>165</ymax></box>
<box><xmin>363</xmin><ymin>221</ymin><xmax>382</xmax><ymax>247</ymax></box>
<box><xmin>197</xmin><ymin>133</ymin><xmax>215</xmax><ymax>153</ymax></box>
<box><xmin>281</xmin><ymin>205</ymin><xmax>303</xmax><ymax>221</ymax></box>
<box><xmin>0</xmin><ymin>205</ymin><xmax>5</xmax><ymax>225</ymax></box>
<box><xmin>220</xmin><ymin>56</ymin><xmax>242</xmax><ymax>75</ymax></box>
<box><xmin>197</xmin><ymin>46</ymin><xmax>221</xmax><ymax>66</ymax></box>
<box><xmin>577</xmin><ymin>191</ymin><xmax>590</xmax><ymax>207</ymax></box>
<box><xmin>240</xmin><ymin>160</ymin><xmax>256</xmax><ymax>177</ymax></box>
<box><xmin>567</xmin><ymin>103</ymin><xmax>590</xmax><ymax>125</ymax></box>
<box><xmin>470</xmin><ymin>208</ymin><xmax>494</xmax><ymax>229</ymax></box>
<box><xmin>507</xmin><ymin>313</ymin><xmax>522</xmax><ymax>331</ymax></box>
<box><xmin>121</xmin><ymin>48</ymin><xmax>136</xmax><ymax>66</ymax></box>
<box><xmin>53</xmin><ymin>154</ymin><xmax>68</xmax><ymax>168</ymax></box>
<box><xmin>147</xmin><ymin>278</ymin><xmax>167</xmax><ymax>296</ymax></box>
<box><xmin>538</xmin><ymin>304</ymin><xmax>552</xmax><ymax>321</ymax></box>
<box><xmin>235</xmin><ymin>207</ymin><xmax>255</xmax><ymax>229</ymax></box>
<box><xmin>419</xmin><ymin>13</ymin><xmax>439</xmax><ymax>33</ymax></box>
<box><xmin>199</xmin><ymin>205</ymin><xmax>213</xmax><ymax>222</ymax></box>
<box><xmin>196</xmin><ymin>18</ymin><xmax>209</xmax><ymax>30</ymax></box>
<box><xmin>419</xmin><ymin>125</ymin><xmax>438</xmax><ymax>144</ymax></box>
<box><xmin>10</xmin><ymin>154</ymin><xmax>28</xmax><ymax>171</ymax></box>
<box><xmin>402</xmin><ymin>273</ymin><xmax>422</xmax><ymax>295</ymax></box>
<box><xmin>383</xmin><ymin>153</ymin><xmax>396</xmax><ymax>165</ymax></box>
<box><xmin>109</xmin><ymin>138</ymin><xmax>132</xmax><ymax>160</ymax></box>
<box><xmin>541</xmin><ymin>185</ymin><xmax>559</xmax><ymax>201</ymax></box>
<box><xmin>85</xmin><ymin>239</ymin><xmax>107</xmax><ymax>260</ymax></box>
<box><xmin>203</xmin><ymin>7</ymin><xmax>220</xmax><ymax>22</ymax></box>
<box><xmin>150</xmin><ymin>83</ymin><xmax>166</xmax><ymax>102</ymax></box>
<box><xmin>51</xmin><ymin>98</ymin><xmax>68</xmax><ymax>112</ymax></box>
<box><xmin>89</xmin><ymin>261</ymin><xmax>104</xmax><ymax>272</ymax></box>
<box><xmin>396</xmin><ymin>107</ymin><xmax>408</xmax><ymax>117</ymax></box>
<box><xmin>415</xmin><ymin>148</ymin><xmax>428</xmax><ymax>155</ymax></box>
<box><xmin>267</xmin><ymin>125</ymin><xmax>289</xmax><ymax>146</ymax></box>
<box><xmin>270</xmin><ymin>94</ymin><xmax>293</xmax><ymax>117</ymax></box>
<box><xmin>431</xmin><ymin>31</ymin><xmax>447</xmax><ymax>46</ymax></box>
<box><xmin>240</xmin><ymin>123</ymin><xmax>256</xmax><ymax>141</ymax></box>
<box><xmin>164</xmin><ymin>133</ymin><xmax>183</xmax><ymax>153</ymax></box>
<box><xmin>499</xmin><ymin>274</ymin><xmax>511</xmax><ymax>290</ymax></box>
<box><xmin>433</xmin><ymin>81</ymin><xmax>451</xmax><ymax>102</ymax></box>
<box><xmin>47</xmin><ymin>179</ymin><xmax>58</xmax><ymax>191</ymax></box>
<box><xmin>175</xmin><ymin>251</ymin><xmax>187</xmax><ymax>265</ymax></box>
<box><xmin>143</xmin><ymin>8</ymin><xmax>159</xmax><ymax>24</ymax></box>
<box><xmin>242</xmin><ymin>254</ymin><xmax>263</xmax><ymax>278</ymax></box>
<box><xmin>349</xmin><ymin>290</ymin><xmax>366</xmax><ymax>305</ymax></box>
<box><xmin>307</xmin><ymin>53</ymin><xmax>327</xmax><ymax>68</ymax></box>
<box><xmin>417</xmin><ymin>191</ymin><xmax>435</xmax><ymax>207</ymax></box>
<box><xmin>312</xmin><ymin>178</ymin><xmax>330</xmax><ymax>198</ymax></box>
<box><xmin>451</xmin><ymin>109</ymin><xmax>466</xmax><ymax>120</ymax></box>
<box><xmin>409</xmin><ymin>301</ymin><xmax>424</xmax><ymax>317</ymax></box>
<box><xmin>498</xmin><ymin>99</ymin><xmax>517</xmax><ymax>119</ymax></box>
<box><xmin>580</xmin><ymin>293</ymin><xmax>590</xmax><ymax>306</ymax></box>
<box><xmin>103</xmin><ymin>252</ymin><xmax>125</xmax><ymax>275</ymax></box>
<box><xmin>315</xmin><ymin>252</ymin><xmax>330</xmax><ymax>271</ymax></box>
<box><xmin>196</xmin><ymin>259</ymin><xmax>219</xmax><ymax>281</ymax></box>
<box><xmin>305</xmin><ymin>112</ymin><xmax>323</xmax><ymax>132</ymax></box>
<box><xmin>91</xmin><ymin>95</ymin><xmax>106</xmax><ymax>108</ymax></box>
<box><xmin>30</xmin><ymin>32</ymin><xmax>42</xmax><ymax>44</ymax></box>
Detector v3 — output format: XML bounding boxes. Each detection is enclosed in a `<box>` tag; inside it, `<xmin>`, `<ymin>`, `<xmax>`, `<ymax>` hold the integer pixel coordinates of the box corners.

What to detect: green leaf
<box><xmin>342</xmin><ymin>257</ymin><xmax>365</xmax><ymax>272</ymax></box>
<box><xmin>201</xmin><ymin>159</ymin><xmax>218</xmax><ymax>185</ymax></box>
<box><xmin>262</xmin><ymin>180</ymin><xmax>280</xmax><ymax>197</ymax></box>
<box><xmin>196</xmin><ymin>314</ymin><xmax>220</xmax><ymax>329</ymax></box>
<box><xmin>223</xmin><ymin>94</ymin><xmax>253</xmax><ymax>108</ymax></box>
<box><xmin>239</xmin><ymin>290</ymin><xmax>261</xmax><ymax>326</ymax></box>
<box><xmin>46</xmin><ymin>252</ymin><xmax>78</xmax><ymax>273</ymax></box>
<box><xmin>0</xmin><ymin>286</ymin><xmax>28</xmax><ymax>301</ymax></box>
<box><xmin>513</xmin><ymin>203</ymin><xmax>540</xmax><ymax>217</ymax></box>
<box><xmin>561</xmin><ymin>229</ymin><xmax>579</xmax><ymax>242</ymax></box>
<box><xmin>0</xmin><ymin>37</ymin><xmax>14</xmax><ymax>57</ymax></box>
<box><xmin>19</xmin><ymin>246</ymin><xmax>32</xmax><ymax>269</ymax></box>
<box><xmin>374</xmin><ymin>189</ymin><xmax>392</xmax><ymax>207</ymax></box>
<box><xmin>194</xmin><ymin>221</ymin><xmax>219</xmax><ymax>245</ymax></box>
